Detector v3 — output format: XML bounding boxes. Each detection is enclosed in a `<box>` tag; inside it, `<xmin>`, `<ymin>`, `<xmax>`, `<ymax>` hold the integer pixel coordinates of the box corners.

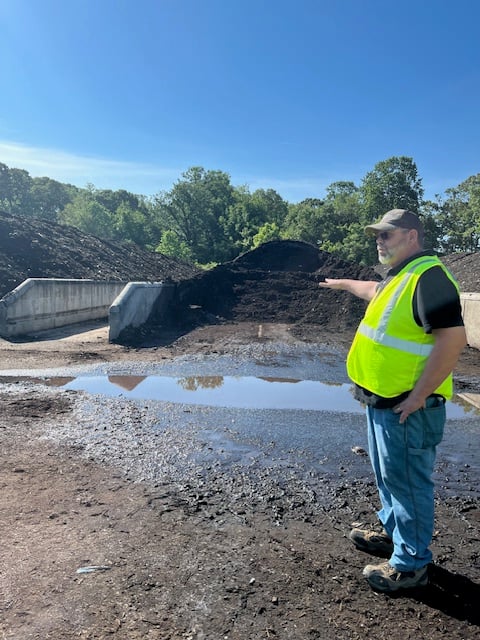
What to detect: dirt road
<box><xmin>0</xmin><ymin>322</ymin><xmax>479</xmax><ymax>640</ymax></box>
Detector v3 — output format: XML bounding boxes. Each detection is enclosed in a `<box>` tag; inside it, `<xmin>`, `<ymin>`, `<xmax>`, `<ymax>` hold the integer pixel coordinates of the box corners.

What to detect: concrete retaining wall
<box><xmin>460</xmin><ymin>292</ymin><xmax>480</xmax><ymax>350</ymax></box>
<box><xmin>0</xmin><ymin>278</ymin><xmax>478</xmax><ymax>349</ymax></box>
<box><xmin>0</xmin><ymin>278</ymin><xmax>127</xmax><ymax>338</ymax></box>
<box><xmin>109</xmin><ymin>282</ymin><xmax>175</xmax><ymax>342</ymax></box>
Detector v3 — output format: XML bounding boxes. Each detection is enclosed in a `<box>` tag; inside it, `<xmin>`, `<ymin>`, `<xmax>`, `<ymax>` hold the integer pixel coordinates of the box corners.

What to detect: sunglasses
<box><xmin>376</xmin><ymin>229</ymin><xmax>409</xmax><ymax>241</ymax></box>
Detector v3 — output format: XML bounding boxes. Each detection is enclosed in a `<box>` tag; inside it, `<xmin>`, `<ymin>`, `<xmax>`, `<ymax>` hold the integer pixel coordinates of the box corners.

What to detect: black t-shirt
<box><xmin>354</xmin><ymin>252</ymin><xmax>464</xmax><ymax>407</ymax></box>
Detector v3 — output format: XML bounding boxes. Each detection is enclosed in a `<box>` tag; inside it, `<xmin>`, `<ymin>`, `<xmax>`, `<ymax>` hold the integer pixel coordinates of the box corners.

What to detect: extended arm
<box><xmin>319</xmin><ymin>278</ymin><xmax>378</xmax><ymax>301</ymax></box>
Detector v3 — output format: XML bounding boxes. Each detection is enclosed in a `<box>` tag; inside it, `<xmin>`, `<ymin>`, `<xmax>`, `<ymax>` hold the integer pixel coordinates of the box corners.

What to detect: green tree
<box><xmin>317</xmin><ymin>182</ymin><xmax>363</xmax><ymax>261</ymax></box>
<box><xmin>357</xmin><ymin>157</ymin><xmax>425</xmax><ymax>264</ymax></box>
<box><xmin>91</xmin><ymin>188</ymin><xmax>158</xmax><ymax>246</ymax></box>
<box><xmin>58</xmin><ymin>185</ymin><xmax>159</xmax><ymax>247</ymax></box>
<box><xmin>59</xmin><ymin>188</ymin><xmax>114</xmax><ymax>238</ymax></box>
<box><xmin>0</xmin><ymin>163</ymin><xmax>11</xmax><ymax>211</ymax></box>
<box><xmin>436</xmin><ymin>174</ymin><xmax>480</xmax><ymax>252</ymax></box>
<box><xmin>155</xmin><ymin>229</ymin><xmax>193</xmax><ymax>262</ymax></box>
<box><xmin>29</xmin><ymin>176</ymin><xmax>77</xmax><ymax>220</ymax></box>
<box><xmin>0</xmin><ymin>163</ymin><xmax>33</xmax><ymax>215</ymax></box>
<box><xmin>361</xmin><ymin>157</ymin><xmax>424</xmax><ymax>220</ymax></box>
<box><xmin>94</xmin><ymin>188</ymin><xmax>143</xmax><ymax>214</ymax></box>
<box><xmin>418</xmin><ymin>199</ymin><xmax>444</xmax><ymax>252</ymax></box>
<box><xmin>153</xmin><ymin>167</ymin><xmax>235</xmax><ymax>264</ymax></box>
<box><xmin>281</xmin><ymin>184</ymin><xmax>366</xmax><ymax>264</ymax></box>
<box><xmin>223</xmin><ymin>187</ymin><xmax>288</xmax><ymax>255</ymax></box>
<box><xmin>251</xmin><ymin>222</ymin><xmax>282</xmax><ymax>248</ymax></box>
<box><xmin>113</xmin><ymin>202</ymin><xmax>151</xmax><ymax>247</ymax></box>
<box><xmin>282</xmin><ymin>198</ymin><xmax>325</xmax><ymax>244</ymax></box>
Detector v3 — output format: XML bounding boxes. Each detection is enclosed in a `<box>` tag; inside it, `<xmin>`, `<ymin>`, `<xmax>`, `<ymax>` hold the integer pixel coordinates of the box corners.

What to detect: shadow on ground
<box><xmin>391</xmin><ymin>565</ymin><xmax>480</xmax><ymax>626</ymax></box>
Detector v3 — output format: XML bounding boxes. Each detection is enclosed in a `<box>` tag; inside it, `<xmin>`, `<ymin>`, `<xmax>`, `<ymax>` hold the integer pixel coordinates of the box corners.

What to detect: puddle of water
<box><xmin>45</xmin><ymin>374</ymin><xmax>480</xmax><ymax>418</ymax></box>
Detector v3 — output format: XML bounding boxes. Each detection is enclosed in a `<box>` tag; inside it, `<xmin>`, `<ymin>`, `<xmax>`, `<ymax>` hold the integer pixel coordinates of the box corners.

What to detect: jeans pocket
<box><xmin>422</xmin><ymin>405</ymin><xmax>446</xmax><ymax>448</ymax></box>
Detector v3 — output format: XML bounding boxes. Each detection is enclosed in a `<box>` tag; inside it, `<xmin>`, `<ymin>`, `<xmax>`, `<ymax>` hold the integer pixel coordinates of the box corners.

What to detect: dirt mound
<box><xmin>127</xmin><ymin>241</ymin><xmax>380</xmax><ymax>344</ymax></box>
<box><xmin>440</xmin><ymin>253</ymin><xmax>480</xmax><ymax>292</ymax></box>
<box><xmin>232</xmin><ymin>239</ymin><xmax>323</xmax><ymax>271</ymax></box>
<box><xmin>0</xmin><ymin>210</ymin><xmax>199</xmax><ymax>298</ymax></box>
<box><xmin>140</xmin><ymin>241</ymin><xmax>480</xmax><ymax>345</ymax></box>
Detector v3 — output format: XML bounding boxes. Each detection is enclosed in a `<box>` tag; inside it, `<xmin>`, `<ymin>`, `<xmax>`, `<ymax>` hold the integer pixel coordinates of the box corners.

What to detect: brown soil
<box><xmin>0</xmin><ymin>323</ymin><xmax>479</xmax><ymax>640</ymax></box>
<box><xmin>168</xmin><ymin>242</ymin><xmax>379</xmax><ymax>327</ymax></box>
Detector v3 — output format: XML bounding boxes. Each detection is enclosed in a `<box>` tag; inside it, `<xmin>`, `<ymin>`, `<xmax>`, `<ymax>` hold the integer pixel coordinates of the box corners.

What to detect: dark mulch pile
<box><xmin>130</xmin><ymin>241</ymin><xmax>480</xmax><ymax>345</ymax></box>
<box><xmin>0</xmin><ymin>210</ymin><xmax>199</xmax><ymax>298</ymax></box>
<box><xmin>132</xmin><ymin>241</ymin><xmax>381</xmax><ymax>344</ymax></box>
<box><xmin>440</xmin><ymin>253</ymin><xmax>480</xmax><ymax>293</ymax></box>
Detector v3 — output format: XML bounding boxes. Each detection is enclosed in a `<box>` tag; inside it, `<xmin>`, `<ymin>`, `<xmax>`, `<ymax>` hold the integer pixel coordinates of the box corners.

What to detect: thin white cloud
<box><xmin>7</xmin><ymin>140</ymin><xmax>446</xmax><ymax>204</ymax></box>
<box><xmin>0</xmin><ymin>140</ymin><xmax>181</xmax><ymax>195</ymax></box>
<box><xmin>0</xmin><ymin>140</ymin><xmax>335</xmax><ymax>202</ymax></box>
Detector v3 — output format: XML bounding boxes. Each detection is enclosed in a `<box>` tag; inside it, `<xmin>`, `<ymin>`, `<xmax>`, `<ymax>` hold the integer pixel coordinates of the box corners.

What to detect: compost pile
<box><xmin>145</xmin><ymin>240</ymin><xmax>381</xmax><ymax>339</ymax></box>
<box><xmin>440</xmin><ymin>253</ymin><xmax>480</xmax><ymax>292</ymax></box>
<box><xmin>1</xmin><ymin>209</ymin><xmax>479</xmax><ymax>340</ymax></box>
<box><xmin>139</xmin><ymin>241</ymin><xmax>480</xmax><ymax>343</ymax></box>
<box><xmin>0</xmin><ymin>210</ymin><xmax>199</xmax><ymax>298</ymax></box>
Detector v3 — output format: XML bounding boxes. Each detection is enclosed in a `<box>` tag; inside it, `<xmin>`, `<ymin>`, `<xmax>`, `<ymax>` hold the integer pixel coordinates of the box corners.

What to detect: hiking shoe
<box><xmin>349</xmin><ymin>528</ymin><xmax>394</xmax><ymax>557</ymax></box>
<box><xmin>362</xmin><ymin>561</ymin><xmax>429</xmax><ymax>593</ymax></box>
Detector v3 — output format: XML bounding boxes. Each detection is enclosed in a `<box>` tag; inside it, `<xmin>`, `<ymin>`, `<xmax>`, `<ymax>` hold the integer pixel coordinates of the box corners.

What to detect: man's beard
<box><xmin>378</xmin><ymin>252</ymin><xmax>394</xmax><ymax>265</ymax></box>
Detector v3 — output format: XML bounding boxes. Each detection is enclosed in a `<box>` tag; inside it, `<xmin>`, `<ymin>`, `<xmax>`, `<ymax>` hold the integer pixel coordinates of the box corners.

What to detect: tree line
<box><xmin>0</xmin><ymin>157</ymin><xmax>479</xmax><ymax>267</ymax></box>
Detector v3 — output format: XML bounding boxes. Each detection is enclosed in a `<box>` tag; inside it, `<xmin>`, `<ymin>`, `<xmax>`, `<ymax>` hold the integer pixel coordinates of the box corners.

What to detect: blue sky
<box><xmin>1</xmin><ymin>0</ymin><xmax>479</xmax><ymax>202</ymax></box>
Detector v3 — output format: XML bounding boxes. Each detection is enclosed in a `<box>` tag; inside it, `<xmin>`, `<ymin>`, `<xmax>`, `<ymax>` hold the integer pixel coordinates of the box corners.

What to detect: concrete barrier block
<box><xmin>460</xmin><ymin>292</ymin><xmax>480</xmax><ymax>350</ymax></box>
<box><xmin>109</xmin><ymin>282</ymin><xmax>175</xmax><ymax>342</ymax></box>
<box><xmin>0</xmin><ymin>278</ymin><xmax>127</xmax><ymax>338</ymax></box>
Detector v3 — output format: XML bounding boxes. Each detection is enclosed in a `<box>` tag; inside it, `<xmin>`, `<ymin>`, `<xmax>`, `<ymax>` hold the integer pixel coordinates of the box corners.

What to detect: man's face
<box><xmin>375</xmin><ymin>228</ymin><xmax>413</xmax><ymax>266</ymax></box>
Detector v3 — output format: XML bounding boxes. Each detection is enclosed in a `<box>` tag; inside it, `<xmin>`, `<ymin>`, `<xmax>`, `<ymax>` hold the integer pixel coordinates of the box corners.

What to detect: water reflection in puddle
<box><xmin>46</xmin><ymin>374</ymin><xmax>479</xmax><ymax>418</ymax></box>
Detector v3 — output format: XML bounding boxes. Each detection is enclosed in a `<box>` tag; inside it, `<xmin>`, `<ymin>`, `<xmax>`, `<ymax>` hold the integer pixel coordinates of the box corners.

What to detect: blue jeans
<box><xmin>366</xmin><ymin>397</ymin><xmax>446</xmax><ymax>571</ymax></box>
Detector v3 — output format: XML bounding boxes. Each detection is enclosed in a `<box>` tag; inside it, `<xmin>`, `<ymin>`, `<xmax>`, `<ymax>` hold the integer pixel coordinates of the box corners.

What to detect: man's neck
<box><xmin>387</xmin><ymin>249</ymin><xmax>431</xmax><ymax>274</ymax></box>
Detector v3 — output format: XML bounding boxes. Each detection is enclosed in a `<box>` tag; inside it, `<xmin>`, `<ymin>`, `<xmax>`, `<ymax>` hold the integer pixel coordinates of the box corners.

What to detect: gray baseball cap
<box><xmin>365</xmin><ymin>209</ymin><xmax>423</xmax><ymax>236</ymax></box>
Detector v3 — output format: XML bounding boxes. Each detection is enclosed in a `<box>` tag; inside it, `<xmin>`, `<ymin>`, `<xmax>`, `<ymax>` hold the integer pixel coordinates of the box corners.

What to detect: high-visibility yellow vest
<box><xmin>346</xmin><ymin>255</ymin><xmax>459</xmax><ymax>400</ymax></box>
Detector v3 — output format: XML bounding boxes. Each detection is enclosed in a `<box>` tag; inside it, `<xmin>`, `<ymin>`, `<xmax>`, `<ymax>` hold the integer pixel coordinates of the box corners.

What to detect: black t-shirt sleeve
<box><xmin>413</xmin><ymin>266</ymin><xmax>464</xmax><ymax>333</ymax></box>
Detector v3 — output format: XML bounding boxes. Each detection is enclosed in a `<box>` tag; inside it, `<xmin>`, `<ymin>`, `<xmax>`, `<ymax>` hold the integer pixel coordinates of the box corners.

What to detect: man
<box><xmin>320</xmin><ymin>209</ymin><xmax>466</xmax><ymax>593</ymax></box>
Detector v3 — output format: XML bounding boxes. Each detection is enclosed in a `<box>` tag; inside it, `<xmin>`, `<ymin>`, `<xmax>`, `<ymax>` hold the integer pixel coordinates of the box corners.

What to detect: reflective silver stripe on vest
<box><xmin>377</xmin><ymin>258</ymin><xmax>437</xmax><ymax>333</ymax></box>
<box><xmin>378</xmin><ymin>273</ymin><xmax>410</xmax><ymax>333</ymax></box>
<box><xmin>363</xmin><ymin>258</ymin><xmax>439</xmax><ymax>357</ymax></box>
<box><xmin>357</xmin><ymin>322</ymin><xmax>434</xmax><ymax>356</ymax></box>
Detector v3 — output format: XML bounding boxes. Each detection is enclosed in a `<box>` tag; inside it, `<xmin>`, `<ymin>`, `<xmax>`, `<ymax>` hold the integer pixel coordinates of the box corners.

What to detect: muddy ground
<box><xmin>1</xmin><ymin>213</ymin><xmax>479</xmax><ymax>638</ymax></box>
<box><xmin>0</xmin><ymin>322</ymin><xmax>479</xmax><ymax>640</ymax></box>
